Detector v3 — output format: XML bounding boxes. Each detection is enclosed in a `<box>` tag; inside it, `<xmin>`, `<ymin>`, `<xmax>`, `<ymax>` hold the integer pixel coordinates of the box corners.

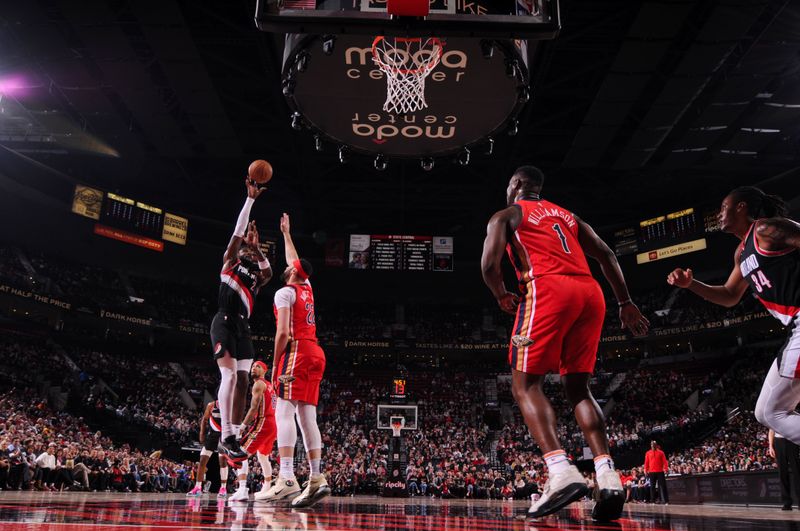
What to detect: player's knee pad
<box><xmin>296</xmin><ymin>403</ymin><xmax>322</xmax><ymax>451</ymax></box>
<box><xmin>236</xmin><ymin>359</ymin><xmax>253</xmax><ymax>372</ymax></box>
<box><xmin>200</xmin><ymin>448</ymin><xmax>213</xmax><ymax>458</ymax></box>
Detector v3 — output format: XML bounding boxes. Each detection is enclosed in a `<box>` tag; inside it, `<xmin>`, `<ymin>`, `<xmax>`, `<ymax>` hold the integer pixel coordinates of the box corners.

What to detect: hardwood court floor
<box><xmin>1</xmin><ymin>492</ymin><xmax>799</xmax><ymax>530</ymax></box>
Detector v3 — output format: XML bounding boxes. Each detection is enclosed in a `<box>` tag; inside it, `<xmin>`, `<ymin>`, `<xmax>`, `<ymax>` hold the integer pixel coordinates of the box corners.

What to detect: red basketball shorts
<box><xmin>508</xmin><ymin>274</ymin><xmax>605</xmax><ymax>375</ymax></box>
<box><xmin>272</xmin><ymin>340</ymin><xmax>326</xmax><ymax>406</ymax></box>
<box><xmin>241</xmin><ymin>417</ymin><xmax>277</xmax><ymax>456</ymax></box>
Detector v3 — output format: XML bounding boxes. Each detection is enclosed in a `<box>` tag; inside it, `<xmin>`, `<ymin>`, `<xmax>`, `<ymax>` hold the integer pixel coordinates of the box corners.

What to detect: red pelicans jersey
<box><xmin>273</xmin><ymin>281</ymin><xmax>317</xmax><ymax>342</ymax></box>
<box><xmin>506</xmin><ymin>199</ymin><xmax>592</xmax><ymax>283</ymax></box>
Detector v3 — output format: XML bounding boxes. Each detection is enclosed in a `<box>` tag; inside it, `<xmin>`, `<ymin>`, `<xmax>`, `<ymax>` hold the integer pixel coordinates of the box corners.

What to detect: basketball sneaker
<box><xmin>260</xmin><ymin>476</ymin><xmax>301</xmax><ymax>502</ymax></box>
<box><xmin>219</xmin><ymin>435</ymin><xmax>247</xmax><ymax>464</ymax></box>
<box><xmin>528</xmin><ymin>465</ymin><xmax>589</xmax><ymax>518</ymax></box>
<box><xmin>591</xmin><ymin>469</ymin><xmax>625</xmax><ymax>522</ymax></box>
<box><xmin>253</xmin><ymin>480</ymin><xmax>273</xmax><ymax>502</ymax></box>
<box><xmin>229</xmin><ymin>486</ymin><xmax>249</xmax><ymax>503</ymax></box>
<box><xmin>291</xmin><ymin>474</ymin><xmax>331</xmax><ymax>508</ymax></box>
<box><xmin>217</xmin><ymin>486</ymin><xmax>228</xmax><ymax>498</ymax></box>
<box><xmin>186</xmin><ymin>485</ymin><xmax>202</xmax><ymax>497</ymax></box>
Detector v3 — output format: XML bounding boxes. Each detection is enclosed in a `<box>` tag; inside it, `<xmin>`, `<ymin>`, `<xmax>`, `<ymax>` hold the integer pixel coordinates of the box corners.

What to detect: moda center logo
<box><xmin>344</xmin><ymin>45</ymin><xmax>467</xmax><ymax>143</ymax></box>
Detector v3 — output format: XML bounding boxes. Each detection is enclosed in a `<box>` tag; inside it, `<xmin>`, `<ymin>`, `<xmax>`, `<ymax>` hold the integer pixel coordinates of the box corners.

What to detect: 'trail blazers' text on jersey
<box><xmin>506</xmin><ymin>199</ymin><xmax>592</xmax><ymax>283</ymax></box>
<box><xmin>219</xmin><ymin>260</ymin><xmax>260</xmax><ymax>318</ymax></box>
<box><xmin>740</xmin><ymin>222</ymin><xmax>800</xmax><ymax>326</ymax></box>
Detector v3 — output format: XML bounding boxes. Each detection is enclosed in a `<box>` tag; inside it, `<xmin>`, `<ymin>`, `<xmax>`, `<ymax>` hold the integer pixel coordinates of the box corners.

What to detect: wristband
<box><xmin>258</xmin><ymin>259</ymin><xmax>271</xmax><ymax>271</ymax></box>
<box><xmin>617</xmin><ymin>299</ymin><xmax>632</xmax><ymax>307</ymax></box>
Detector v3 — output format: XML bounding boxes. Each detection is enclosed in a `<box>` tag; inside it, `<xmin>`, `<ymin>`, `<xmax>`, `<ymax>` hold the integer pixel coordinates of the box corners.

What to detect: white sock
<box><xmin>543</xmin><ymin>450</ymin><xmax>571</xmax><ymax>475</ymax></box>
<box><xmin>220</xmin><ymin>467</ymin><xmax>228</xmax><ymax>483</ymax></box>
<box><xmin>309</xmin><ymin>458</ymin><xmax>320</xmax><ymax>477</ymax></box>
<box><xmin>195</xmin><ymin>481</ymin><xmax>202</xmax><ymax>489</ymax></box>
<box><xmin>218</xmin><ymin>366</ymin><xmax>236</xmax><ymax>439</ymax></box>
<box><xmin>594</xmin><ymin>454</ymin><xmax>614</xmax><ymax>474</ymax></box>
<box><xmin>233</xmin><ymin>424</ymin><xmax>242</xmax><ymax>438</ymax></box>
<box><xmin>238</xmin><ymin>479</ymin><xmax>247</xmax><ymax>490</ymax></box>
<box><xmin>280</xmin><ymin>456</ymin><xmax>295</xmax><ymax>479</ymax></box>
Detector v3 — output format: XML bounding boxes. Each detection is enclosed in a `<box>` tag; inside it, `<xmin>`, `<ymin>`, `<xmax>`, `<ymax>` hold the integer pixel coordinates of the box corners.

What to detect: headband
<box><xmin>292</xmin><ymin>259</ymin><xmax>309</xmax><ymax>280</ymax></box>
<box><xmin>252</xmin><ymin>361</ymin><xmax>268</xmax><ymax>373</ymax></box>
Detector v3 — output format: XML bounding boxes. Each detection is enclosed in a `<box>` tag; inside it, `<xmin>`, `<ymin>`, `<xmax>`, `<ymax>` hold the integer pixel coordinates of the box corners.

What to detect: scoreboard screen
<box><xmin>638</xmin><ymin>208</ymin><xmax>697</xmax><ymax>251</ymax></box>
<box><xmin>348</xmin><ymin>234</ymin><xmax>453</xmax><ymax>271</ymax></box>
<box><xmin>102</xmin><ymin>193</ymin><xmax>164</xmax><ymax>239</ymax></box>
<box><xmin>72</xmin><ymin>185</ymin><xmax>189</xmax><ymax>250</ymax></box>
<box><xmin>390</xmin><ymin>378</ymin><xmax>407</xmax><ymax>399</ymax></box>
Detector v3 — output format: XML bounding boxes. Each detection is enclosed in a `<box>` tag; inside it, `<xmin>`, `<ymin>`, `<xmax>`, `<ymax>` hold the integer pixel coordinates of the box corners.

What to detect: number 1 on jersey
<box><xmin>552</xmin><ymin>223</ymin><xmax>571</xmax><ymax>254</ymax></box>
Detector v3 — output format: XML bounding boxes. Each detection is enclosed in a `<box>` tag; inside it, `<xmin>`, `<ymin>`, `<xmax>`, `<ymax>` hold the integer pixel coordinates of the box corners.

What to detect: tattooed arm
<box><xmin>756</xmin><ymin>218</ymin><xmax>800</xmax><ymax>251</ymax></box>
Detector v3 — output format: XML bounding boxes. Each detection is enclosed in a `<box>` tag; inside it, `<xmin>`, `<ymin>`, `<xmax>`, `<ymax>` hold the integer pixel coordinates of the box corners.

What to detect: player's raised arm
<box><xmin>223</xmin><ymin>178</ymin><xmax>266</xmax><ymax>268</ymax></box>
<box><xmin>280</xmin><ymin>213</ymin><xmax>300</xmax><ymax>263</ymax></box>
<box><xmin>576</xmin><ymin>217</ymin><xmax>649</xmax><ymax>336</ymax></box>
<box><xmin>667</xmin><ymin>246</ymin><xmax>749</xmax><ymax>308</ymax></box>
<box><xmin>481</xmin><ymin>206</ymin><xmax>520</xmax><ymax>315</ymax></box>
<box><xmin>241</xmin><ymin>379</ymin><xmax>265</xmax><ymax>429</ymax></box>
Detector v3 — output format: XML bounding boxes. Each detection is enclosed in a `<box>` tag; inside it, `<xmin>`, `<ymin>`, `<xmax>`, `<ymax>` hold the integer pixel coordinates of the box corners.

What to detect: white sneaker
<box><xmin>291</xmin><ymin>474</ymin><xmax>331</xmax><ymax>508</ymax></box>
<box><xmin>528</xmin><ymin>465</ymin><xmax>588</xmax><ymax>518</ymax></box>
<box><xmin>592</xmin><ymin>470</ymin><xmax>625</xmax><ymax>522</ymax></box>
<box><xmin>229</xmin><ymin>486</ymin><xmax>249</xmax><ymax>503</ymax></box>
<box><xmin>260</xmin><ymin>476</ymin><xmax>301</xmax><ymax>502</ymax></box>
<box><xmin>254</xmin><ymin>480</ymin><xmax>274</xmax><ymax>502</ymax></box>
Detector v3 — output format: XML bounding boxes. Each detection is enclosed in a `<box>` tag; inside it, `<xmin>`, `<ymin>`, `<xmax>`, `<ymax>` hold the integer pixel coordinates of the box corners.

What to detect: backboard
<box><xmin>377</xmin><ymin>404</ymin><xmax>418</xmax><ymax>430</ymax></box>
<box><xmin>255</xmin><ymin>1</ymin><xmax>561</xmax><ymax>39</ymax></box>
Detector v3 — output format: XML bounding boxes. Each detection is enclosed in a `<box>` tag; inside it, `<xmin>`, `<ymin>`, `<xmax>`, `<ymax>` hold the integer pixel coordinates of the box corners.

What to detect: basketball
<box><xmin>248</xmin><ymin>160</ymin><xmax>273</xmax><ymax>184</ymax></box>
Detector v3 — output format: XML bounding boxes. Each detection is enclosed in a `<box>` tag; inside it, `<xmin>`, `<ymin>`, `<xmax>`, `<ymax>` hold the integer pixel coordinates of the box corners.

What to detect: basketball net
<box><xmin>372</xmin><ymin>36</ymin><xmax>444</xmax><ymax>114</ymax></box>
<box><xmin>390</xmin><ymin>417</ymin><xmax>405</xmax><ymax>438</ymax></box>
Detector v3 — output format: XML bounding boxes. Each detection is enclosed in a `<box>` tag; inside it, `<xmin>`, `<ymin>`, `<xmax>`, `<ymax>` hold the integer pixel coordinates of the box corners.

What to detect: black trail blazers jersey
<box><xmin>219</xmin><ymin>260</ymin><xmax>260</xmax><ymax>318</ymax></box>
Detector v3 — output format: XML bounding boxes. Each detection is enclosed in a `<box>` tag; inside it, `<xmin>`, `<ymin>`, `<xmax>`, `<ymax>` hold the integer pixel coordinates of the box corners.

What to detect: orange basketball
<box><xmin>248</xmin><ymin>160</ymin><xmax>273</xmax><ymax>184</ymax></box>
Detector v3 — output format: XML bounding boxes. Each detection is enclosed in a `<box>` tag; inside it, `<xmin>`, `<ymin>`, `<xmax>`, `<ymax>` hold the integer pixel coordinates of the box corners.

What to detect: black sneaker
<box><xmin>219</xmin><ymin>435</ymin><xmax>247</xmax><ymax>463</ymax></box>
<box><xmin>782</xmin><ymin>504</ymin><xmax>792</xmax><ymax>511</ymax></box>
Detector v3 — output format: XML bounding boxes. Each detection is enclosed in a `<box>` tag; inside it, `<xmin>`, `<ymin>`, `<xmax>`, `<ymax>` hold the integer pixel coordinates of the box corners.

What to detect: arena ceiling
<box><xmin>1</xmin><ymin>0</ymin><xmax>799</xmax><ymax>248</ymax></box>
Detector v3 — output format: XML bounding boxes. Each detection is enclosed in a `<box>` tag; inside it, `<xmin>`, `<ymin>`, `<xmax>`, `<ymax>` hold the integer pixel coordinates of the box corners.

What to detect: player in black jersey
<box><xmin>186</xmin><ymin>400</ymin><xmax>230</xmax><ymax>497</ymax></box>
<box><xmin>668</xmin><ymin>186</ymin><xmax>800</xmax><ymax>443</ymax></box>
<box><xmin>212</xmin><ymin>178</ymin><xmax>272</xmax><ymax>462</ymax></box>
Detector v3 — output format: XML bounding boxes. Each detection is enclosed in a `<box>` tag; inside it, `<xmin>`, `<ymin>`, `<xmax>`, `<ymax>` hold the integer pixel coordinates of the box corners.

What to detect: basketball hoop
<box><xmin>372</xmin><ymin>36</ymin><xmax>444</xmax><ymax>114</ymax></box>
<box><xmin>390</xmin><ymin>416</ymin><xmax>405</xmax><ymax>438</ymax></box>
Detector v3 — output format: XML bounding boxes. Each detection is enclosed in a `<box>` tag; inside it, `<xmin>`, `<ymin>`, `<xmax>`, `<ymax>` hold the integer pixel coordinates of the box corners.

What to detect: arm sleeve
<box><xmin>273</xmin><ymin>287</ymin><xmax>296</xmax><ymax>309</ymax></box>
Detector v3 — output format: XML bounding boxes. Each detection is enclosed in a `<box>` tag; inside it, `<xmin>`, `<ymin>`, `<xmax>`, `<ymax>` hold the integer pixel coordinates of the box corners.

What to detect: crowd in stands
<box><xmin>0</xmin><ymin>245</ymin><xmax>790</xmax><ymax>500</ymax></box>
<box><xmin>0</xmin><ymin>244</ymin><xmax>772</xmax><ymax>347</ymax></box>
<box><xmin>0</xmin><ymin>388</ymin><xmax>193</xmax><ymax>492</ymax></box>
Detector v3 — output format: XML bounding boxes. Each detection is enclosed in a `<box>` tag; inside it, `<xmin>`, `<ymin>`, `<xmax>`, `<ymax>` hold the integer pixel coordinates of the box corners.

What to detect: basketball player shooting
<box><xmin>667</xmin><ymin>187</ymin><xmax>800</xmax><ymax>442</ymax></box>
<box><xmin>211</xmin><ymin>178</ymin><xmax>272</xmax><ymax>463</ymax></box>
<box><xmin>263</xmin><ymin>213</ymin><xmax>331</xmax><ymax>507</ymax></box>
<box><xmin>228</xmin><ymin>361</ymin><xmax>278</xmax><ymax>502</ymax></box>
<box><xmin>481</xmin><ymin>166</ymin><xmax>649</xmax><ymax>521</ymax></box>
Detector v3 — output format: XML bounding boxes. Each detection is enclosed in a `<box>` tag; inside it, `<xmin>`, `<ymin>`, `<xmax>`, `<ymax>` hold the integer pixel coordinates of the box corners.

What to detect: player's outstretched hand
<box><xmin>620</xmin><ymin>303</ymin><xmax>650</xmax><ymax>336</ymax></box>
<box><xmin>280</xmin><ymin>213</ymin><xmax>291</xmax><ymax>234</ymax></box>
<box><xmin>496</xmin><ymin>292</ymin><xmax>520</xmax><ymax>315</ymax></box>
<box><xmin>246</xmin><ymin>177</ymin><xmax>265</xmax><ymax>199</ymax></box>
<box><xmin>667</xmin><ymin>267</ymin><xmax>693</xmax><ymax>288</ymax></box>
<box><xmin>245</xmin><ymin>221</ymin><xmax>260</xmax><ymax>247</ymax></box>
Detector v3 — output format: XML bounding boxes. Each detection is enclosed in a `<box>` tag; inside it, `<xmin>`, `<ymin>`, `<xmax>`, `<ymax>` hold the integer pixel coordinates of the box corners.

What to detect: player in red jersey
<box><xmin>262</xmin><ymin>213</ymin><xmax>331</xmax><ymax>507</ymax></box>
<box><xmin>481</xmin><ymin>166</ymin><xmax>649</xmax><ymax>521</ymax></box>
<box><xmin>668</xmin><ymin>187</ymin><xmax>800</xmax><ymax>443</ymax></box>
<box><xmin>228</xmin><ymin>361</ymin><xmax>278</xmax><ymax>502</ymax></box>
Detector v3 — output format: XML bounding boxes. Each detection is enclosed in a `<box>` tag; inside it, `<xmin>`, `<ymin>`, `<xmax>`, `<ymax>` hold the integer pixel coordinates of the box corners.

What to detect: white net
<box><xmin>372</xmin><ymin>36</ymin><xmax>444</xmax><ymax>114</ymax></box>
<box><xmin>390</xmin><ymin>416</ymin><xmax>405</xmax><ymax>437</ymax></box>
